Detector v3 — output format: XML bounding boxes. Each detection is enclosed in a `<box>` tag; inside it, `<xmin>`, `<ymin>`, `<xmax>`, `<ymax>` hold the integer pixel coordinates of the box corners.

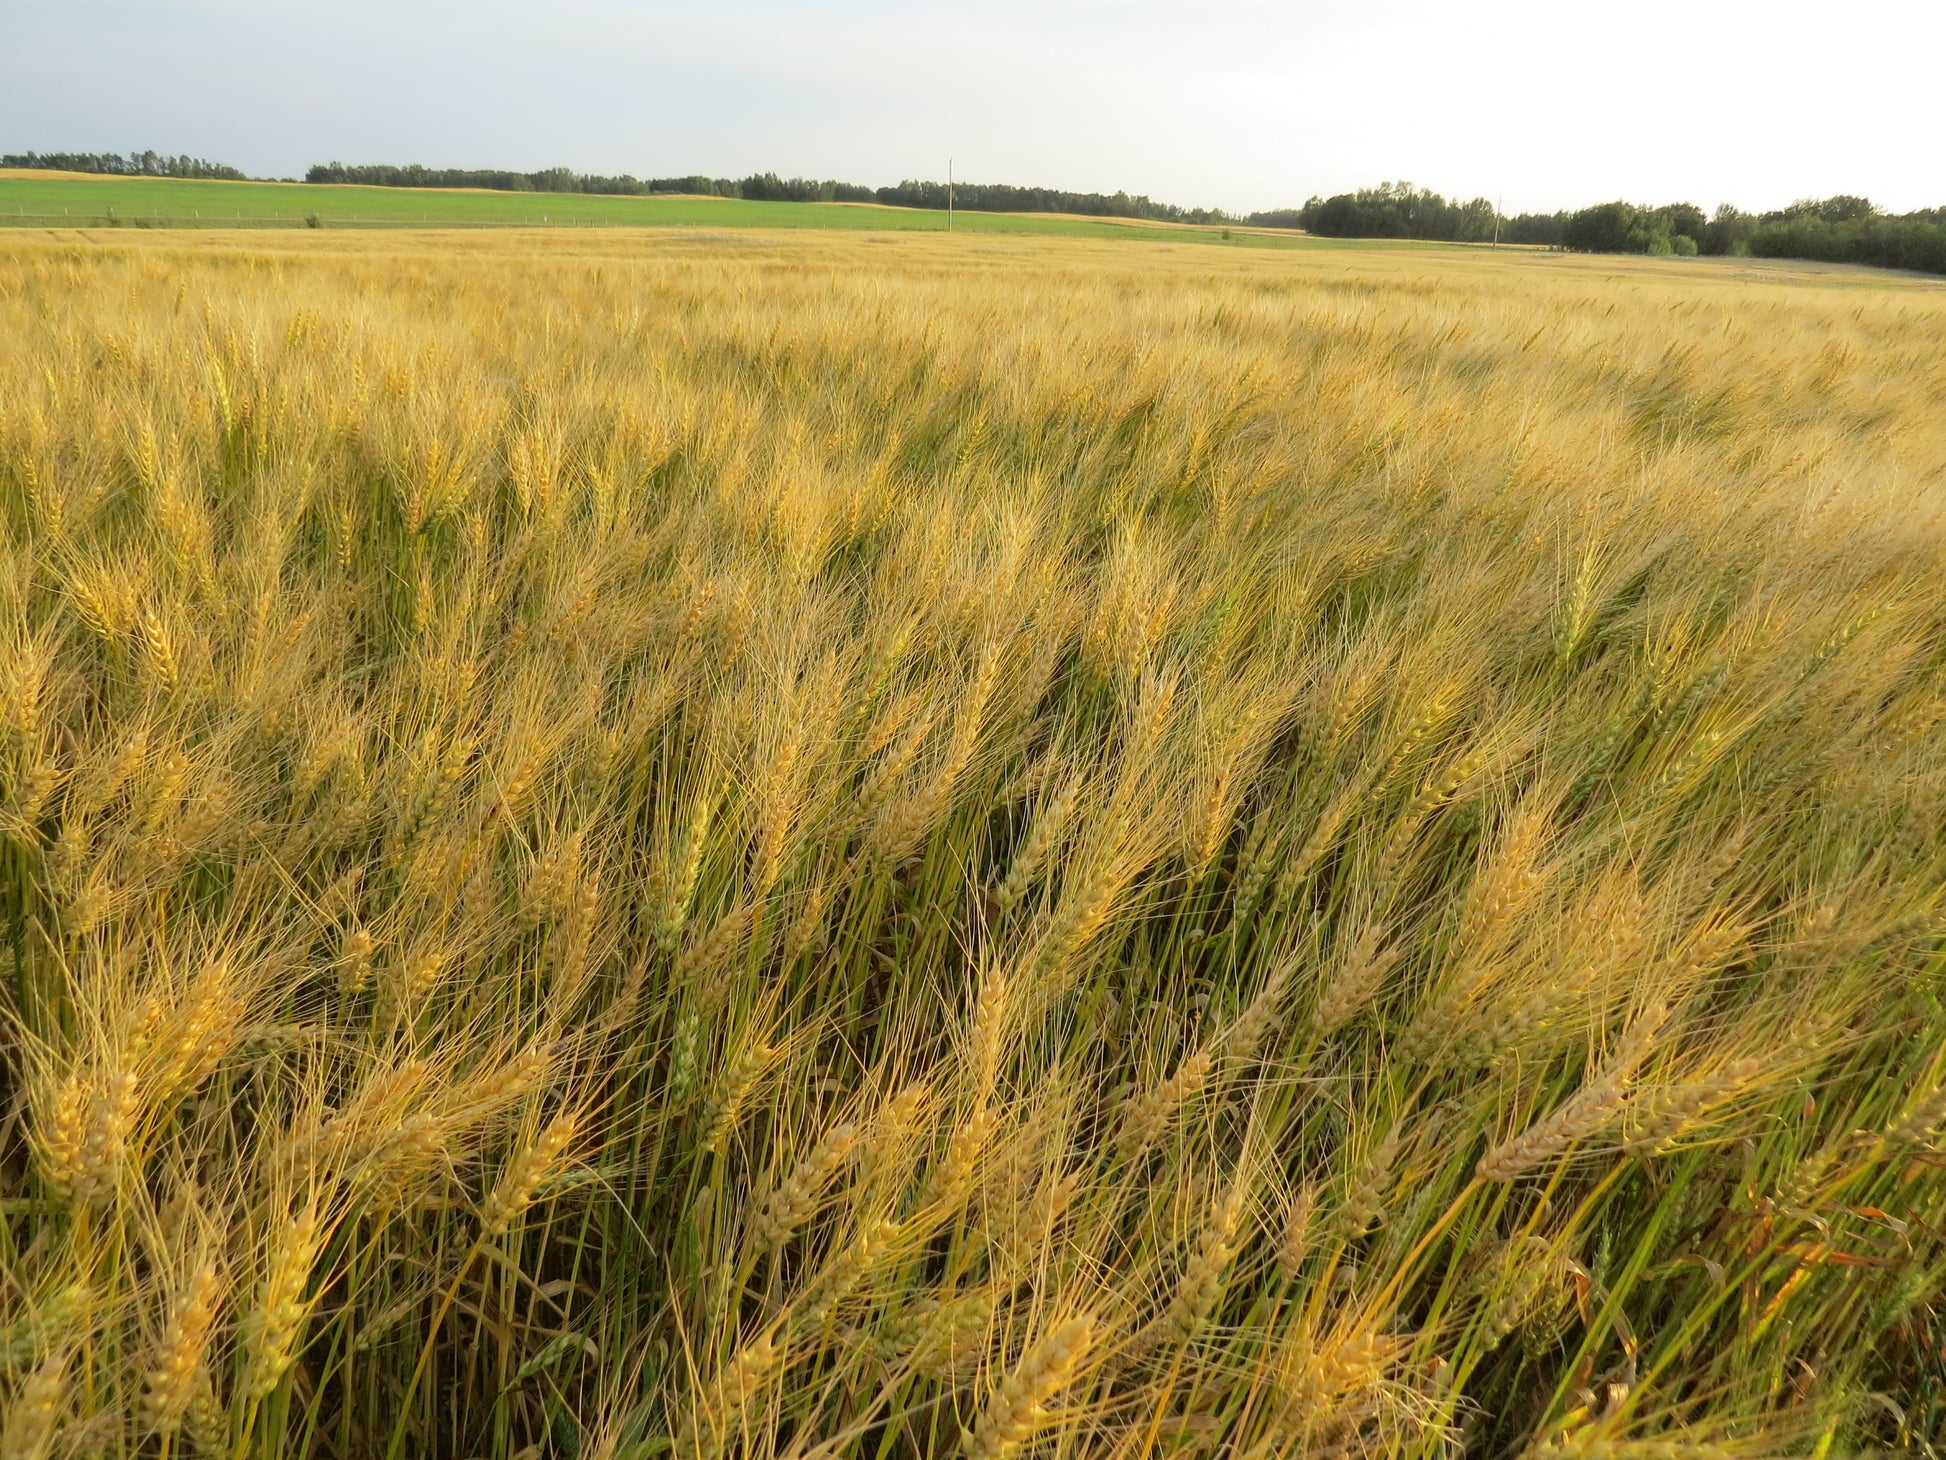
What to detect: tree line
<box><xmin>3</xmin><ymin>150</ymin><xmax>245</xmax><ymax>180</ymax></box>
<box><xmin>1511</xmin><ymin>195</ymin><xmax>1946</xmax><ymax>274</ymax></box>
<box><xmin>1248</xmin><ymin>183</ymin><xmax>1501</xmax><ymax>242</ymax></box>
<box><xmin>303</xmin><ymin>162</ymin><xmax>752</xmax><ymax>197</ymax></box>
<box><xmin>303</xmin><ymin>163</ymin><xmax>1233</xmax><ymax>223</ymax></box>
<box><xmin>870</xmin><ymin>178</ymin><xmax>1230</xmax><ymax>224</ymax></box>
<box><xmin>1261</xmin><ymin>183</ymin><xmax>1946</xmax><ymax>275</ymax></box>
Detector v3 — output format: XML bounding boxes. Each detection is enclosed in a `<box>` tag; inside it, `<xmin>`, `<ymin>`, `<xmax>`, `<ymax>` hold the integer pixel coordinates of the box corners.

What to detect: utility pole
<box><xmin>948</xmin><ymin>158</ymin><xmax>954</xmax><ymax>233</ymax></box>
<box><xmin>1493</xmin><ymin>196</ymin><xmax>1503</xmax><ymax>249</ymax></box>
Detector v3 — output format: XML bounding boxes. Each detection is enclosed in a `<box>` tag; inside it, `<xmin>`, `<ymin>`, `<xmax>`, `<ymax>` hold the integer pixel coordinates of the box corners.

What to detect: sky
<box><xmin>3</xmin><ymin>0</ymin><xmax>1943</xmax><ymax>216</ymax></box>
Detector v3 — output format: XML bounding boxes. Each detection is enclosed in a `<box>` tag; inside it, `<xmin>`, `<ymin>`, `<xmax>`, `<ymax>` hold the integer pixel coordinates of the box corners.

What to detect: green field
<box><xmin>0</xmin><ymin>172</ymin><xmax>1353</xmax><ymax>248</ymax></box>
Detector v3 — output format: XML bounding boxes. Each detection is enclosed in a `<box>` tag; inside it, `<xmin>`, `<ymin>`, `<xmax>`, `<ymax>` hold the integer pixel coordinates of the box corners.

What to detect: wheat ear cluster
<box><xmin>0</xmin><ymin>227</ymin><xmax>1943</xmax><ymax>1457</ymax></box>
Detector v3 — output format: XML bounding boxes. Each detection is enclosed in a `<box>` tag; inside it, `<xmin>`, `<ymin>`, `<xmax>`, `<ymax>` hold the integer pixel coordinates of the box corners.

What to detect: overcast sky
<box><xmin>4</xmin><ymin>0</ymin><xmax>1942</xmax><ymax>215</ymax></box>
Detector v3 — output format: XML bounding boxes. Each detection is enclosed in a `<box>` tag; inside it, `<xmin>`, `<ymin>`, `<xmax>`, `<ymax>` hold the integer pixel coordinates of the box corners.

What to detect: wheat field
<box><xmin>2</xmin><ymin>229</ymin><xmax>1945</xmax><ymax>1460</ymax></box>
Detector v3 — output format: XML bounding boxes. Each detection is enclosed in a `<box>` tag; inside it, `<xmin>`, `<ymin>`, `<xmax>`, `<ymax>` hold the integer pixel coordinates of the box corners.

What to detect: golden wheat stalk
<box><xmin>751</xmin><ymin>1120</ymin><xmax>860</xmax><ymax>1251</ymax></box>
<box><xmin>246</xmin><ymin>1207</ymin><xmax>321</xmax><ymax>1402</ymax></box>
<box><xmin>1479</xmin><ymin>1004</ymin><xmax>1668</xmax><ymax>1182</ymax></box>
<box><xmin>481</xmin><ymin>1113</ymin><xmax>578</xmax><ymax>1237</ymax></box>
<box><xmin>145</xmin><ymin>1261</ymin><xmax>224</xmax><ymax>1432</ymax></box>
<box><xmin>963</xmin><ymin>1314</ymin><xmax>1094</xmax><ymax>1460</ymax></box>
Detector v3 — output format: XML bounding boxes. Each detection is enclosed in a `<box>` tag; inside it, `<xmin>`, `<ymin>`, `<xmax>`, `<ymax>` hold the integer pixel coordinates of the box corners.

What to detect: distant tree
<box><xmin>4</xmin><ymin>150</ymin><xmax>244</xmax><ymax>179</ymax></box>
<box><xmin>1562</xmin><ymin>201</ymin><xmax>1643</xmax><ymax>253</ymax></box>
<box><xmin>301</xmin><ymin>164</ymin><xmax>1226</xmax><ymax>223</ymax></box>
<box><xmin>1272</xmin><ymin>183</ymin><xmax>1500</xmax><ymax>242</ymax></box>
<box><xmin>1703</xmin><ymin>205</ymin><xmax>1754</xmax><ymax>256</ymax></box>
<box><xmin>1504</xmin><ymin>212</ymin><xmax>1567</xmax><ymax>247</ymax></box>
<box><xmin>738</xmin><ymin>173</ymin><xmax>876</xmax><ymax>204</ymax></box>
<box><xmin>1660</xmin><ymin>202</ymin><xmax>1707</xmax><ymax>242</ymax></box>
<box><xmin>1454</xmin><ymin>196</ymin><xmax>1500</xmax><ymax>242</ymax></box>
<box><xmin>1744</xmin><ymin>199</ymin><xmax>1946</xmax><ymax>275</ymax></box>
<box><xmin>1558</xmin><ymin>201</ymin><xmax>1704</xmax><ymax>256</ymax></box>
<box><xmin>875</xmin><ymin>178</ymin><xmax>1231</xmax><ymax>223</ymax></box>
<box><xmin>1780</xmin><ymin>195</ymin><xmax>1877</xmax><ymax>224</ymax></box>
<box><xmin>648</xmin><ymin>176</ymin><xmax>741</xmax><ymax>196</ymax></box>
<box><xmin>1301</xmin><ymin>192</ymin><xmax>1377</xmax><ymax>236</ymax></box>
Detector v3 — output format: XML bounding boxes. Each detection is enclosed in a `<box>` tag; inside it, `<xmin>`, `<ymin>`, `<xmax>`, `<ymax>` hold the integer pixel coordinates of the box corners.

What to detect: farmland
<box><xmin>2</xmin><ymin>227</ymin><xmax>1945</xmax><ymax>1459</ymax></box>
<box><xmin>0</xmin><ymin>172</ymin><xmax>1343</xmax><ymax>248</ymax></box>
